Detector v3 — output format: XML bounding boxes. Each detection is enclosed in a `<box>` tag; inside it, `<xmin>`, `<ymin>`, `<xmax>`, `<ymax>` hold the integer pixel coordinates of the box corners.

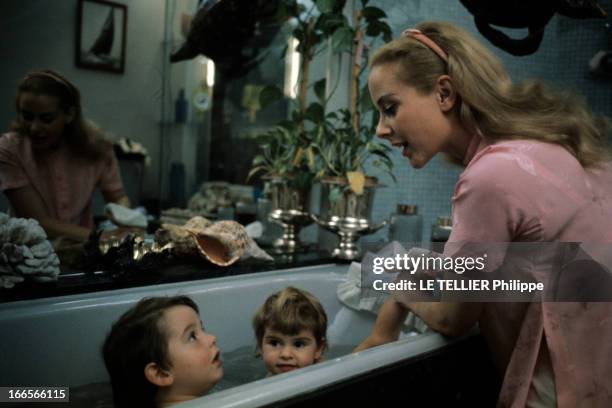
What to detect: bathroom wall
<box><xmin>360</xmin><ymin>0</ymin><xmax>612</xmax><ymax>244</ymax></box>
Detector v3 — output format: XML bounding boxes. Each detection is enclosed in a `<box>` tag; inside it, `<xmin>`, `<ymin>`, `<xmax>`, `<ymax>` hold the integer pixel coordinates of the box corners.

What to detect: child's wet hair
<box><xmin>102</xmin><ymin>295</ymin><xmax>199</xmax><ymax>408</ymax></box>
<box><xmin>253</xmin><ymin>287</ymin><xmax>328</xmax><ymax>353</ymax></box>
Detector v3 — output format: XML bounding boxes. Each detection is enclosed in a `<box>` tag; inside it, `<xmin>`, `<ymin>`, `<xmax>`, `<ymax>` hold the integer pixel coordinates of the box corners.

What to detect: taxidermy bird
<box><xmin>170</xmin><ymin>0</ymin><xmax>282</xmax><ymax>77</ymax></box>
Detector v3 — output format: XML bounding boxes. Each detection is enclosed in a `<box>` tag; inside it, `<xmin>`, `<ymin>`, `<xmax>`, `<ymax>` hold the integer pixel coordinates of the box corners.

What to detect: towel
<box><xmin>337</xmin><ymin>241</ymin><xmax>429</xmax><ymax>333</ymax></box>
<box><xmin>105</xmin><ymin>203</ymin><xmax>148</xmax><ymax>228</ymax></box>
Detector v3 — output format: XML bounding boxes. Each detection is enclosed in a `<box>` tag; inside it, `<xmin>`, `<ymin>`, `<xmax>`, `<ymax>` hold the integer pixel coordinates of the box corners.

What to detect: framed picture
<box><xmin>76</xmin><ymin>0</ymin><xmax>127</xmax><ymax>73</ymax></box>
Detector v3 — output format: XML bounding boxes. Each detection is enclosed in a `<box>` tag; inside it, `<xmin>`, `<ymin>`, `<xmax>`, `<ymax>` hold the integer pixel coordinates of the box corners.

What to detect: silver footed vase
<box><xmin>266</xmin><ymin>176</ymin><xmax>312</xmax><ymax>252</ymax></box>
<box><xmin>312</xmin><ymin>177</ymin><xmax>385</xmax><ymax>260</ymax></box>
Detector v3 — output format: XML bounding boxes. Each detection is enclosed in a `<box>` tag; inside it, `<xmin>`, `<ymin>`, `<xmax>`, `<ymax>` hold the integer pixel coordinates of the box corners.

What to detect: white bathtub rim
<box><xmin>0</xmin><ymin>263</ymin><xmax>347</xmax><ymax>317</ymax></box>
<box><xmin>177</xmin><ymin>331</ymin><xmax>456</xmax><ymax>408</ymax></box>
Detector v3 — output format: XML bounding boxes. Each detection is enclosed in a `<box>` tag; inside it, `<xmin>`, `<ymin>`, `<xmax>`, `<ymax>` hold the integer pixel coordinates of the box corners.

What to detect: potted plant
<box><xmin>247</xmin><ymin>0</ymin><xmax>347</xmax><ymax>250</ymax></box>
<box><xmin>310</xmin><ymin>0</ymin><xmax>395</xmax><ymax>259</ymax></box>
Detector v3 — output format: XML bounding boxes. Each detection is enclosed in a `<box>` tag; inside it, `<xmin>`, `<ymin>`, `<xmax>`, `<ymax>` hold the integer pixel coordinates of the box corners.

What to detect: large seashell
<box><xmin>155</xmin><ymin>216</ymin><xmax>213</xmax><ymax>255</ymax></box>
<box><xmin>186</xmin><ymin>220</ymin><xmax>249</xmax><ymax>266</ymax></box>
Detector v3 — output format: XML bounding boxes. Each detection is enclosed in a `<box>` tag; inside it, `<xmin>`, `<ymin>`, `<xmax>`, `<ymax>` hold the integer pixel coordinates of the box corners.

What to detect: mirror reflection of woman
<box><xmin>0</xmin><ymin>69</ymin><xmax>130</xmax><ymax>241</ymax></box>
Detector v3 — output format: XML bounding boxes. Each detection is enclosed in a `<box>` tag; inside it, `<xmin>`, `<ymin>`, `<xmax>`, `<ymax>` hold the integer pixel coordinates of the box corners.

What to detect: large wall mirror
<box><xmin>163</xmin><ymin>0</ymin><xmax>309</xmax><ymax>204</ymax></box>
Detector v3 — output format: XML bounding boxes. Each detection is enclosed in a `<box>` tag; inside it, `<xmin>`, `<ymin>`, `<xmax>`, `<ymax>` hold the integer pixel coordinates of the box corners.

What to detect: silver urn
<box><xmin>312</xmin><ymin>177</ymin><xmax>385</xmax><ymax>260</ymax></box>
<box><xmin>266</xmin><ymin>176</ymin><xmax>312</xmax><ymax>252</ymax></box>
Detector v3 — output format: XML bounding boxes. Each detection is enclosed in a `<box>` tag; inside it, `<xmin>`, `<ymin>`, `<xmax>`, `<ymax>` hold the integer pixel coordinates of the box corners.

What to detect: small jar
<box><xmin>256</xmin><ymin>197</ymin><xmax>282</xmax><ymax>245</ymax></box>
<box><xmin>389</xmin><ymin>204</ymin><xmax>423</xmax><ymax>245</ymax></box>
<box><xmin>431</xmin><ymin>216</ymin><xmax>452</xmax><ymax>242</ymax></box>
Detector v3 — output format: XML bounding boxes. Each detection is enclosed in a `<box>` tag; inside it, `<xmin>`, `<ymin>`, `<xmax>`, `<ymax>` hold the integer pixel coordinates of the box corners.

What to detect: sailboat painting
<box><xmin>76</xmin><ymin>0</ymin><xmax>127</xmax><ymax>73</ymax></box>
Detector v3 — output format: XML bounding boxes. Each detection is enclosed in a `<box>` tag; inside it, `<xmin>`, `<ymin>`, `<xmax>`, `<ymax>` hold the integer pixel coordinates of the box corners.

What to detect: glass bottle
<box><xmin>431</xmin><ymin>216</ymin><xmax>452</xmax><ymax>242</ymax></box>
<box><xmin>388</xmin><ymin>204</ymin><xmax>423</xmax><ymax>245</ymax></box>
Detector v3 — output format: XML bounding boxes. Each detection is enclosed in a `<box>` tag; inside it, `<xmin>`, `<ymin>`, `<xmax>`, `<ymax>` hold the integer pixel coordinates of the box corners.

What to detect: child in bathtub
<box><xmin>252</xmin><ymin>287</ymin><xmax>328</xmax><ymax>376</ymax></box>
<box><xmin>102</xmin><ymin>295</ymin><xmax>223</xmax><ymax>408</ymax></box>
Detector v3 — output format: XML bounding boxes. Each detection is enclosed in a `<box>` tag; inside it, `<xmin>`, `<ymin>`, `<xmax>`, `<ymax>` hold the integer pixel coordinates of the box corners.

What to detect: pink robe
<box><xmin>0</xmin><ymin>132</ymin><xmax>124</xmax><ymax>228</ymax></box>
<box><xmin>449</xmin><ymin>137</ymin><xmax>612</xmax><ymax>407</ymax></box>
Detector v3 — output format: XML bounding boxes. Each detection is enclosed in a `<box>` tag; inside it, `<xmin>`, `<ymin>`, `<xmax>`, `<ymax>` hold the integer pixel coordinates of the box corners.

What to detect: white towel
<box><xmin>105</xmin><ymin>203</ymin><xmax>148</xmax><ymax>228</ymax></box>
<box><xmin>337</xmin><ymin>242</ymin><xmax>430</xmax><ymax>333</ymax></box>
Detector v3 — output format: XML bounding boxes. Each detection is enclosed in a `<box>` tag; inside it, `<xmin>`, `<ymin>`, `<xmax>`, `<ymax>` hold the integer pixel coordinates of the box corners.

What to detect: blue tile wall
<box><xmin>359</xmin><ymin>0</ymin><xmax>612</xmax><ymax>247</ymax></box>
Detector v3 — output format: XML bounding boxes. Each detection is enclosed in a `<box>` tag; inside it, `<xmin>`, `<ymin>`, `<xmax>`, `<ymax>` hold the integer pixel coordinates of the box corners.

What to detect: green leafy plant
<box><xmin>311</xmin><ymin>0</ymin><xmax>395</xmax><ymax>194</ymax></box>
<box><xmin>249</xmin><ymin>0</ymin><xmax>347</xmax><ymax>188</ymax></box>
<box><xmin>312</xmin><ymin>107</ymin><xmax>395</xmax><ymax>182</ymax></box>
<box><xmin>247</xmin><ymin>121</ymin><xmax>318</xmax><ymax>190</ymax></box>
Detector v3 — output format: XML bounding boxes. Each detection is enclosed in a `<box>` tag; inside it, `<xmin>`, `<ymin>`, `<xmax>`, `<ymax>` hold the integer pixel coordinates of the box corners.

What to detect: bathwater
<box><xmin>61</xmin><ymin>344</ymin><xmax>357</xmax><ymax>407</ymax></box>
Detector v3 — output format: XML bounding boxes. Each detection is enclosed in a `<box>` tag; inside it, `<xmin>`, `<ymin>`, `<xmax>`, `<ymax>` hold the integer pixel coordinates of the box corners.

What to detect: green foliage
<box><xmin>251</xmin><ymin>0</ymin><xmax>395</xmax><ymax>191</ymax></box>
<box><xmin>248</xmin><ymin>125</ymin><xmax>298</xmax><ymax>180</ymax></box>
<box><xmin>259</xmin><ymin>85</ymin><xmax>285</xmax><ymax>109</ymax></box>
<box><xmin>312</xmin><ymin>0</ymin><xmax>395</xmax><ymax>183</ymax></box>
<box><xmin>248</xmin><ymin>123</ymin><xmax>320</xmax><ymax>191</ymax></box>
<box><xmin>310</xmin><ymin>108</ymin><xmax>395</xmax><ymax>182</ymax></box>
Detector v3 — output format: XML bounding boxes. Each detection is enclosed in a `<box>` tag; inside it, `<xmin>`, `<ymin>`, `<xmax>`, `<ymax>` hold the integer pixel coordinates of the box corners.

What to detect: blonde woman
<box><xmin>357</xmin><ymin>21</ymin><xmax>612</xmax><ymax>407</ymax></box>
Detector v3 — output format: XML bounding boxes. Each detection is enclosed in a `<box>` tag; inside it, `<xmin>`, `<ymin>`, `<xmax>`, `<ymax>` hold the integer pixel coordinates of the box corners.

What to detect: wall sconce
<box><xmin>284</xmin><ymin>36</ymin><xmax>300</xmax><ymax>99</ymax></box>
<box><xmin>194</xmin><ymin>56</ymin><xmax>214</xmax><ymax>111</ymax></box>
<box><xmin>199</xmin><ymin>56</ymin><xmax>215</xmax><ymax>88</ymax></box>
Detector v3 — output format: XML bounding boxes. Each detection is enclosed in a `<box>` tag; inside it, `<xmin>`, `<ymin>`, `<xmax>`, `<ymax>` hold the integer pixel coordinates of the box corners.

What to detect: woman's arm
<box><xmin>354</xmin><ymin>297</ymin><xmax>482</xmax><ymax>353</ymax></box>
<box><xmin>354</xmin><ymin>297</ymin><xmax>409</xmax><ymax>352</ymax></box>
<box><xmin>102</xmin><ymin>188</ymin><xmax>131</xmax><ymax>208</ymax></box>
<box><xmin>5</xmin><ymin>185</ymin><xmax>91</xmax><ymax>241</ymax></box>
<box><xmin>404</xmin><ymin>301</ymin><xmax>482</xmax><ymax>337</ymax></box>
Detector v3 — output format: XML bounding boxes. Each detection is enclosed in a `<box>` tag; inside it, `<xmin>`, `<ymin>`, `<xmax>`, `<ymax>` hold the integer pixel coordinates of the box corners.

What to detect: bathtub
<box><xmin>0</xmin><ymin>263</ymin><xmax>488</xmax><ymax>407</ymax></box>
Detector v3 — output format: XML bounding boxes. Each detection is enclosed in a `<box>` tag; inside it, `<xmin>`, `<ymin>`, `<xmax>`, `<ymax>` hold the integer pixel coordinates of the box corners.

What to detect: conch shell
<box><xmin>186</xmin><ymin>220</ymin><xmax>250</xmax><ymax>266</ymax></box>
<box><xmin>155</xmin><ymin>216</ymin><xmax>213</xmax><ymax>255</ymax></box>
<box><xmin>155</xmin><ymin>216</ymin><xmax>272</xmax><ymax>266</ymax></box>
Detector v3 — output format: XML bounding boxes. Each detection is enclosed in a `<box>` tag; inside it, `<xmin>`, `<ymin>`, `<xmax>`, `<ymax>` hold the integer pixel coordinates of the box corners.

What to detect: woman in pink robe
<box><xmin>0</xmin><ymin>70</ymin><xmax>130</xmax><ymax>241</ymax></box>
<box><xmin>357</xmin><ymin>21</ymin><xmax>612</xmax><ymax>407</ymax></box>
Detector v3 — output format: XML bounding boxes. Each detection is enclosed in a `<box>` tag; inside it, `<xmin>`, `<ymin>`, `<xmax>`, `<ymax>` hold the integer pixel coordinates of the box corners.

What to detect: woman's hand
<box><xmin>353</xmin><ymin>297</ymin><xmax>408</xmax><ymax>352</ymax></box>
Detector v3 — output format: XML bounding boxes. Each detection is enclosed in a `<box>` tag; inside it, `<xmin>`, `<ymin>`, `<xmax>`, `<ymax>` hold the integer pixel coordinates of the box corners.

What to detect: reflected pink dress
<box><xmin>0</xmin><ymin>132</ymin><xmax>124</xmax><ymax>228</ymax></box>
<box><xmin>449</xmin><ymin>137</ymin><xmax>612</xmax><ymax>407</ymax></box>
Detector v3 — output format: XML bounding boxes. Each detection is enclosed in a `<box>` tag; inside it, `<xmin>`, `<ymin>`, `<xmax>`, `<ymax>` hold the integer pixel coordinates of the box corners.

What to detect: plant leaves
<box><xmin>247</xmin><ymin>166</ymin><xmax>265</xmax><ymax>181</ymax></box>
<box><xmin>293</xmin><ymin>147</ymin><xmax>304</xmax><ymax>167</ymax></box>
<box><xmin>259</xmin><ymin>85</ymin><xmax>284</xmax><ymax>108</ymax></box>
<box><xmin>304</xmin><ymin>102</ymin><xmax>325</xmax><ymax>123</ymax></box>
<box><xmin>382</xmin><ymin>25</ymin><xmax>393</xmax><ymax>42</ymax></box>
<box><xmin>316</xmin><ymin>13</ymin><xmax>348</xmax><ymax>35</ymax></box>
<box><xmin>252</xmin><ymin>154</ymin><xmax>267</xmax><ymax>166</ymax></box>
<box><xmin>361</xmin><ymin>6</ymin><xmax>386</xmax><ymax>20</ymax></box>
<box><xmin>315</xmin><ymin>0</ymin><xmax>336</xmax><ymax>14</ymax></box>
<box><xmin>306</xmin><ymin>145</ymin><xmax>315</xmax><ymax>169</ymax></box>
<box><xmin>347</xmin><ymin>170</ymin><xmax>365</xmax><ymax>195</ymax></box>
<box><xmin>365</xmin><ymin>20</ymin><xmax>383</xmax><ymax>37</ymax></box>
<box><xmin>331</xmin><ymin>27</ymin><xmax>354</xmax><ymax>53</ymax></box>
<box><xmin>314</xmin><ymin>78</ymin><xmax>327</xmax><ymax>103</ymax></box>
<box><xmin>359</xmin><ymin>83</ymin><xmax>374</xmax><ymax>113</ymax></box>
<box><xmin>329</xmin><ymin>185</ymin><xmax>343</xmax><ymax>204</ymax></box>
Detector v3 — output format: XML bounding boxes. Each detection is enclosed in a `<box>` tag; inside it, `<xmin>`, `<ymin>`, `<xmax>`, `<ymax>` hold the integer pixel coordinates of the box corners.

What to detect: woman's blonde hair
<box><xmin>252</xmin><ymin>287</ymin><xmax>327</xmax><ymax>353</ymax></box>
<box><xmin>371</xmin><ymin>21</ymin><xmax>610</xmax><ymax>167</ymax></box>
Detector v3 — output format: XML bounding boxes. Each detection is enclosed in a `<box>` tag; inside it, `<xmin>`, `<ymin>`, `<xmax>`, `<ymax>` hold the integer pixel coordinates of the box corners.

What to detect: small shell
<box><xmin>186</xmin><ymin>220</ymin><xmax>249</xmax><ymax>266</ymax></box>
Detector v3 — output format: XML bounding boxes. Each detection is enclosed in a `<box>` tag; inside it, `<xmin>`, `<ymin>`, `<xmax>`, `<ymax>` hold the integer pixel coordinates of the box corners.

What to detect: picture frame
<box><xmin>75</xmin><ymin>0</ymin><xmax>127</xmax><ymax>74</ymax></box>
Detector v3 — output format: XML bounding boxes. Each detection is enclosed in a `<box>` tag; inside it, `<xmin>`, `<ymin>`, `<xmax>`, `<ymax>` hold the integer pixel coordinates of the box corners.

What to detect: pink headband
<box><xmin>24</xmin><ymin>71</ymin><xmax>76</xmax><ymax>96</ymax></box>
<box><xmin>402</xmin><ymin>29</ymin><xmax>448</xmax><ymax>63</ymax></box>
